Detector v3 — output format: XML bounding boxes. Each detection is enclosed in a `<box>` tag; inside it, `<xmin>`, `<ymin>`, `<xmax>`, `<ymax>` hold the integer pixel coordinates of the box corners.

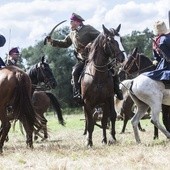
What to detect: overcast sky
<box><xmin>0</xmin><ymin>0</ymin><xmax>170</xmax><ymax>59</ymax></box>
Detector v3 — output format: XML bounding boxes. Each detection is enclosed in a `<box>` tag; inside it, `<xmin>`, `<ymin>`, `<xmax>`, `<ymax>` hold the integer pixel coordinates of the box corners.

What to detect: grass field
<box><xmin>1</xmin><ymin>109</ymin><xmax>170</xmax><ymax>170</ymax></box>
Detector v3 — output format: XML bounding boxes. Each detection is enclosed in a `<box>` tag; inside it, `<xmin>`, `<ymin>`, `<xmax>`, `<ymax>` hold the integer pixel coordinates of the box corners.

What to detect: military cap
<box><xmin>0</xmin><ymin>34</ymin><xmax>6</xmax><ymax>47</ymax></box>
<box><xmin>70</xmin><ymin>13</ymin><xmax>85</xmax><ymax>22</ymax></box>
<box><xmin>9</xmin><ymin>47</ymin><xmax>20</xmax><ymax>55</ymax></box>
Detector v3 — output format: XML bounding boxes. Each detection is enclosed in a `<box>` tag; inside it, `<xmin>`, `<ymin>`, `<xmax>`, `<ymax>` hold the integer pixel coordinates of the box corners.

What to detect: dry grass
<box><xmin>1</xmin><ymin>114</ymin><xmax>170</xmax><ymax>170</ymax></box>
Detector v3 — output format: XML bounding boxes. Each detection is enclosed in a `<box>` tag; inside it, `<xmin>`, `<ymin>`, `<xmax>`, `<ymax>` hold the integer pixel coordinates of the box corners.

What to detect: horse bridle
<box><xmin>92</xmin><ymin>36</ymin><xmax>124</xmax><ymax>72</ymax></box>
<box><xmin>124</xmin><ymin>53</ymin><xmax>154</xmax><ymax>75</ymax></box>
<box><xmin>36</xmin><ymin>64</ymin><xmax>54</xmax><ymax>88</ymax></box>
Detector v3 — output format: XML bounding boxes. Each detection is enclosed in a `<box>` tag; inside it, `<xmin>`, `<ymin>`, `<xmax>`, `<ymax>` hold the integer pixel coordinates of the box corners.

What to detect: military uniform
<box><xmin>144</xmin><ymin>21</ymin><xmax>170</xmax><ymax>83</ymax></box>
<box><xmin>5</xmin><ymin>47</ymin><xmax>20</xmax><ymax>66</ymax></box>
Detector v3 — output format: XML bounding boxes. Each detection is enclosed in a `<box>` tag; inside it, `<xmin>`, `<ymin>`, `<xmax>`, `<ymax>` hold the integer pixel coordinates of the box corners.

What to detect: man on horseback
<box><xmin>45</xmin><ymin>13</ymin><xmax>123</xmax><ymax>103</ymax></box>
<box><xmin>144</xmin><ymin>21</ymin><xmax>170</xmax><ymax>84</ymax></box>
<box><xmin>5</xmin><ymin>47</ymin><xmax>20</xmax><ymax>66</ymax></box>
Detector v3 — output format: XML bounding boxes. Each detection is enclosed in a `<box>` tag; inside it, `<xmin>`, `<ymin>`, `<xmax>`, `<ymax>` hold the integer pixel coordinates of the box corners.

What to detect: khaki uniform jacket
<box><xmin>52</xmin><ymin>24</ymin><xmax>100</xmax><ymax>61</ymax></box>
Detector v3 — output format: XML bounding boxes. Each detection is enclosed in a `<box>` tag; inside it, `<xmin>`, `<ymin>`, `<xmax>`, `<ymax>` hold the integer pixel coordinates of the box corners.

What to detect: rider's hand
<box><xmin>152</xmin><ymin>60</ymin><xmax>158</xmax><ymax>66</ymax></box>
<box><xmin>44</xmin><ymin>36</ymin><xmax>53</xmax><ymax>45</ymax></box>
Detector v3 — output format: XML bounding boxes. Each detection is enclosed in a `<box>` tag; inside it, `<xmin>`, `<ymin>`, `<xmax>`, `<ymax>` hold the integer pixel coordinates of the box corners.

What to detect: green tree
<box><xmin>122</xmin><ymin>28</ymin><xmax>154</xmax><ymax>59</ymax></box>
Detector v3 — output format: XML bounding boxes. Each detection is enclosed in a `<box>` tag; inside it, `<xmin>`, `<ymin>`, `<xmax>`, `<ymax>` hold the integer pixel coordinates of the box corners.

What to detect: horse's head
<box><xmin>36</xmin><ymin>56</ymin><xmax>57</xmax><ymax>89</ymax></box>
<box><xmin>102</xmin><ymin>24</ymin><xmax>125</xmax><ymax>63</ymax></box>
<box><xmin>124</xmin><ymin>47</ymin><xmax>155</xmax><ymax>75</ymax></box>
<box><xmin>28</xmin><ymin>56</ymin><xmax>57</xmax><ymax>89</ymax></box>
<box><xmin>123</xmin><ymin>47</ymin><xmax>139</xmax><ymax>74</ymax></box>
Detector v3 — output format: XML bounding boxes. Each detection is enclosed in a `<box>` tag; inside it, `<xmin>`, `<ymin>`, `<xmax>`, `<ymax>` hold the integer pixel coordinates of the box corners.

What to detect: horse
<box><xmin>27</xmin><ymin>56</ymin><xmax>57</xmax><ymax>93</ymax></box>
<box><xmin>122</xmin><ymin>50</ymin><xmax>170</xmax><ymax>143</ymax></box>
<box><xmin>27</xmin><ymin>57</ymin><xmax>65</xmax><ymax>139</ymax></box>
<box><xmin>0</xmin><ymin>65</ymin><xmax>42</xmax><ymax>153</ymax></box>
<box><xmin>32</xmin><ymin>91</ymin><xmax>64</xmax><ymax>140</ymax></box>
<box><xmin>81</xmin><ymin>24</ymin><xmax>125</xmax><ymax>147</ymax></box>
<box><xmin>115</xmin><ymin>47</ymin><xmax>155</xmax><ymax>134</ymax></box>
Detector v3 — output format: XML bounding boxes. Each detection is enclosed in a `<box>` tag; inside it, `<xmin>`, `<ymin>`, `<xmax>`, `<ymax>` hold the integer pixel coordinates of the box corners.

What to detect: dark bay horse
<box><xmin>81</xmin><ymin>25</ymin><xmax>125</xmax><ymax>147</ymax></box>
<box><xmin>32</xmin><ymin>91</ymin><xmax>64</xmax><ymax>140</ymax></box>
<box><xmin>27</xmin><ymin>57</ymin><xmax>65</xmax><ymax>139</ymax></box>
<box><xmin>0</xmin><ymin>66</ymin><xmax>41</xmax><ymax>153</ymax></box>
<box><xmin>116</xmin><ymin>48</ymin><xmax>155</xmax><ymax>133</ymax></box>
<box><xmin>122</xmin><ymin>48</ymin><xmax>170</xmax><ymax>143</ymax></box>
<box><xmin>27</xmin><ymin>56</ymin><xmax>57</xmax><ymax>93</ymax></box>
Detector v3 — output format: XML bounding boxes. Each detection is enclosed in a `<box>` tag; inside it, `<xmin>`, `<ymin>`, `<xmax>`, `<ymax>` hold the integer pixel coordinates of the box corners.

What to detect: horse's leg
<box><xmin>121</xmin><ymin>114</ymin><xmax>129</xmax><ymax>133</ymax></box>
<box><xmin>21</xmin><ymin>118</ymin><xmax>34</xmax><ymax>148</ymax></box>
<box><xmin>0</xmin><ymin>120</ymin><xmax>11</xmax><ymax>153</ymax></box>
<box><xmin>131</xmin><ymin>103</ymin><xmax>148</xmax><ymax>143</ymax></box>
<box><xmin>41</xmin><ymin>115</ymin><xmax>48</xmax><ymax>141</ymax></box>
<box><xmin>108</xmin><ymin>98</ymin><xmax>117</xmax><ymax>145</ymax></box>
<box><xmin>150</xmin><ymin>104</ymin><xmax>170</xmax><ymax>139</ymax></box>
<box><xmin>101</xmin><ymin>105</ymin><xmax>108</xmax><ymax>145</ymax></box>
<box><xmin>83</xmin><ymin>104</ymin><xmax>94</xmax><ymax>147</ymax></box>
<box><xmin>153</xmin><ymin>126</ymin><xmax>159</xmax><ymax>140</ymax></box>
<box><xmin>162</xmin><ymin>104</ymin><xmax>170</xmax><ymax>132</ymax></box>
<box><xmin>138</xmin><ymin>122</ymin><xmax>145</xmax><ymax>132</ymax></box>
<box><xmin>83</xmin><ymin>119</ymin><xmax>87</xmax><ymax>135</ymax></box>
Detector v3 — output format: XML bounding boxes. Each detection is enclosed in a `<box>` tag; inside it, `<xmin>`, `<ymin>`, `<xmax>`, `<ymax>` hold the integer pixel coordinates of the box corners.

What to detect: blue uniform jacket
<box><xmin>144</xmin><ymin>33</ymin><xmax>170</xmax><ymax>81</ymax></box>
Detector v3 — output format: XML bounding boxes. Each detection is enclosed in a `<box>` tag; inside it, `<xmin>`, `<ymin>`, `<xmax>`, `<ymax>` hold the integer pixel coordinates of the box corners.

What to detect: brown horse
<box><xmin>32</xmin><ymin>91</ymin><xmax>64</xmax><ymax>140</ymax></box>
<box><xmin>81</xmin><ymin>25</ymin><xmax>125</xmax><ymax>147</ymax></box>
<box><xmin>0</xmin><ymin>66</ymin><xmax>41</xmax><ymax>153</ymax></box>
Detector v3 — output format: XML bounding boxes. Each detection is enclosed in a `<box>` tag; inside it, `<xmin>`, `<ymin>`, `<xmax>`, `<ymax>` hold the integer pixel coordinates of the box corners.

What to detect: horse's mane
<box><xmin>139</xmin><ymin>53</ymin><xmax>152</xmax><ymax>64</ymax></box>
<box><xmin>88</xmin><ymin>33</ymin><xmax>106</xmax><ymax>61</ymax></box>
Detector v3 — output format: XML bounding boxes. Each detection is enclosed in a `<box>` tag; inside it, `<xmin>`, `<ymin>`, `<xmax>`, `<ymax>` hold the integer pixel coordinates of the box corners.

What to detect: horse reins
<box><xmin>124</xmin><ymin>53</ymin><xmax>154</xmax><ymax>75</ymax></box>
<box><xmin>92</xmin><ymin>36</ymin><xmax>124</xmax><ymax>73</ymax></box>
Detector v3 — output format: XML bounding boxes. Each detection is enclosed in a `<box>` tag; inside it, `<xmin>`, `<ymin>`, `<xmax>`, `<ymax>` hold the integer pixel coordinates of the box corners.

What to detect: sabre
<box><xmin>44</xmin><ymin>20</ymin><xmax>67</xmax><ymax>45</ymax></box>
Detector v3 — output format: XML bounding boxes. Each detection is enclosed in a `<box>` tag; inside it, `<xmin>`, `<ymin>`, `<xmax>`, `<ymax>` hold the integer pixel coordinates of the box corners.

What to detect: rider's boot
<box><xmin>113</xmin><ymin>74</ymin><xmax>123</xmax><ymax>100</ymax></box>
<box><xmin>72</xmin><ymin>77</ymin><xmax>83</xmax><ymax>104</ymax></box>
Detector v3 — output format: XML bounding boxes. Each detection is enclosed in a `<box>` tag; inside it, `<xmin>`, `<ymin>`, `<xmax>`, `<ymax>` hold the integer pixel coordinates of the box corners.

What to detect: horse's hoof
<box><xmin>108</xmin><ymin>138</ymin><xmax>116</xmax><ymax>145</ymax></box>
<box><xmin>140</xmin><ymin>129</ymin><xmax>146</xmax><ymax>132</ymax></box>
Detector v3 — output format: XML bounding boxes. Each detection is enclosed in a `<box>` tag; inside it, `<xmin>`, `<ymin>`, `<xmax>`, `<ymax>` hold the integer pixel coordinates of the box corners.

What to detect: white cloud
<box><xmin>0</xmin><ymin>0</ymin><xmax>170</xmax><ymax>58</ymax></box>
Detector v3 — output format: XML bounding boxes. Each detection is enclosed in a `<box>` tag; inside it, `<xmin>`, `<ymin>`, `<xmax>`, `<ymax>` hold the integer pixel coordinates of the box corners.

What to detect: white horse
<box><xmin>121</xmin><ymin>75</ymin><xmax>170</xmax><ymax>143</ymax></box>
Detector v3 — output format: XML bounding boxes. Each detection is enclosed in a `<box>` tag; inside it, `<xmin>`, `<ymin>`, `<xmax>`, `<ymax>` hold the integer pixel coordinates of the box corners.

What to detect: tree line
<box><xmin>21</xmin><ymin>26</ymin><xmax>154</xmax><ymax>108</ymax></box>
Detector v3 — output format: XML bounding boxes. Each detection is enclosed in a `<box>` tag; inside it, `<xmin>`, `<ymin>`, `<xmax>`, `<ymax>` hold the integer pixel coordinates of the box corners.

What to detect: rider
<box><xmin>0</xmin><ymin>34</ymin><xmax>6</xmax><ymax>67</ymax></box>
<box><xmin>45</xmin><ymin>12</ymin><xmax>123</xmax><ymax>102</ymax></box>
<box><xmin>144</xmin><ymin>21</ymin><xmax>170</xmax><ymax>84</ymax></box>
<box><xmin>5</xmin><ymin>47</ymin><xmax>20</xmax><ymax>66</ymax></box>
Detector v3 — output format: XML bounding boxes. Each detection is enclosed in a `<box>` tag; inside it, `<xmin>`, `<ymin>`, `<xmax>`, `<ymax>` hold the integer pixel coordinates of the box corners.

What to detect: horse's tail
<box><xmin>120</xmin><ymin>79</ymin><xmax>134</xmax><ymax>93</ymax></box>
<box><xmin>12</xmin><ymin>73</ymin><xmax>42</xmax><ymax>130</ymax></box>
<box><xmin>45</xmin><ymin>92</ymin><xmax>65</xmax><ymax>126</ymax></box>
<box><xmin>115</xmin><ymin>79</ymin><xmax>133</xmax><ymax>113</ymax></box>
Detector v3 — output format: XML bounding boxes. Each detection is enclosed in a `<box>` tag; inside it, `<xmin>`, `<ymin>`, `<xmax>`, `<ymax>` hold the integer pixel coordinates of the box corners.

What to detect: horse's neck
<box><xmin>27</xmin><ymin>65</ymin><xmax>39</xmax><ymax>85</ymax></box>
<box><xmin>138</xmin><ymin>56</ymin><xmax>155</xmax><ymax>74</ymax></box>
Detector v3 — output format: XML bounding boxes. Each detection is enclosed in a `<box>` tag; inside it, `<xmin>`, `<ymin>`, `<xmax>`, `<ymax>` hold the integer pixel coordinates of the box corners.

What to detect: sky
<box><xmin>0</xmin><ymin>0</ymin><xmax>170</xmax><ymax>59</ymax></box>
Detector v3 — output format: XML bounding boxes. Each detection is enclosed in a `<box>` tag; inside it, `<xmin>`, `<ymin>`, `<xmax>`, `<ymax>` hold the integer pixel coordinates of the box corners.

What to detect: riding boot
<box><xmin>72</xmin><ymin>76</ymin><xmax>83</xmax><ymax>104</ymax></box>
<box><xmin>113</xmin><ymin>74</ymin><xmax>123</xmax><ymax>100</ymax></box>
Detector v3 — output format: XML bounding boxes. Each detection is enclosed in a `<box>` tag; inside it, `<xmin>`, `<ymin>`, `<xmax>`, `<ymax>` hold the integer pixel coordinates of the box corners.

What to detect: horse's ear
<box><xmin>41</xmin><ymin>56</ymin><xmax>45</xmax><ymax>63</ymax></box>
<box><xmin>115</xmin><ymin>24</ymin><xmax>121</xmax><ymax>33</ymax></box>
<box><xmin>102</xmin><ymin>24</ymin><xmax>110</xmax><ymax>36</ymax></box>
<box><xmin>132</xmin><ymin>47</ymin><xmax>138</xmax><ymax>56</ymax></box>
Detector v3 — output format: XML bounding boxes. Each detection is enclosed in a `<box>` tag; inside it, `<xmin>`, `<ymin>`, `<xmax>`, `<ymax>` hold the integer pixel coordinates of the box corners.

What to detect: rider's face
<box><xmin>70</xmin><ymin>20</ymin><xmax>79</xmax><ymax>31</ymax></box>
